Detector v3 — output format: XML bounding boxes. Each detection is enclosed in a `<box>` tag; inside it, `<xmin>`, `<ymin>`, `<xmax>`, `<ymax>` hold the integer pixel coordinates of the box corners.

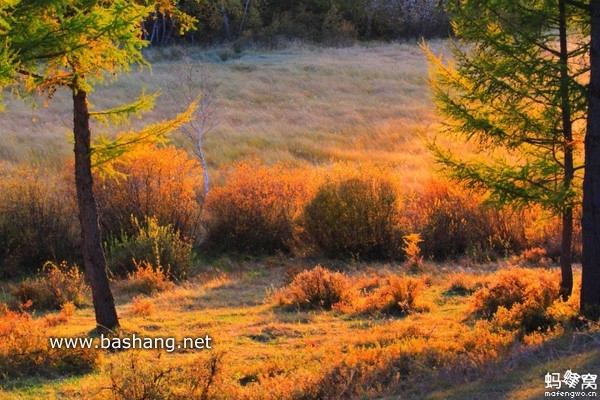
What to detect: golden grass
<box><xmin>1</xmin><ymin>262</ymin><xmax>597</xmax><ymax>399</ymax></box>
<box><xmin>0</xmin><ymin>42</ymin><xmax>444</xmax><ymax>189</ymax></box>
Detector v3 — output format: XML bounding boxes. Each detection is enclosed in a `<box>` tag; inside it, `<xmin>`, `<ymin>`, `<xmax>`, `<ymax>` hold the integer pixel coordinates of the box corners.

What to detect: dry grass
<box><xmin>0</xmin><ymin>42</ymin><xmax>443</xmax><ymax>190</ymax></box>
<box><xmin>1</xmin><ymin>262</ymin><xmax>597</xmax><ymax>400</ymax></box>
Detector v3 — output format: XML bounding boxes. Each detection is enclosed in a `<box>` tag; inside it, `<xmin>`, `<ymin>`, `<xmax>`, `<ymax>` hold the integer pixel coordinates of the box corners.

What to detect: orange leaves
<box><xmin>95</xmin><ymin>144</ymin><xmax>204</xmax><ymax>240</ymax></box>
<box><xmin>204</xmin><ymin>159</ymin><xmax>316</xmax><ymax>254</ymax></box>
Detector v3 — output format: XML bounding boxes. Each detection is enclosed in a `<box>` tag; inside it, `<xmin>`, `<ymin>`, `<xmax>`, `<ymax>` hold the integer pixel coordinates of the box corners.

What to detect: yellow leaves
<box><xmin>11</xmin><ymin>0</ymin><xmax>153</xmax><ymax>93</ymax></box>
<box><xmin>93</xmin><ymin>143</ymin><xmax>204</xmax><ymax>242</ymax></box>
<box><xmin>90</xmin><ymin>90</ymin><xmax>160</xmax><ymax>126</ymax></box>
<box><xmin>91</xmin><ymin>96</ymin><xmax>198</xmax><ymax>175</ymax></box>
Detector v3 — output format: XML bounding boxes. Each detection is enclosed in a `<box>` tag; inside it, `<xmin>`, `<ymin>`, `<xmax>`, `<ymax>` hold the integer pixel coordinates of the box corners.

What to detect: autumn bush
<box><xmin>94</xmin><ymin>144</ymin><xmax>204</xmax><ymax>242</ymax></box>
<box><xmin>471</xmin><ymin>266</ymin><xmax>564</xmax><ymax>333</ymax></box>
<box><xmin>105</xmin><ymin>216</ymin><xmax>192</xmax><ymax>279</ymax></box>
<box><xmin>0</xmin><ymin>304</ymin><xmax>98</xmax><ymax>379</ymax></box>
<box><xmin>106</xmin><ymin>351</ymin><xmax>224</xmax><ymax>400</ymax></box>
<box><xmin>337</xmin><ymin>275</ymin><xmax>427</xmax><ymax>316</ymax></box>
<box><xmin>203</xmin><ymin>160</ymin><xmax>315</xmax><ymax>255</ymax></box>
<box><xmin>0</xmin><ymin>164</ymin><xmax>79</xmax><ymax>276</ymax></box>
<box><xmin>272</xmin><ymin>266</ymin><xmax>426</xmax><ymax>316</ymax></box>
<box><xmin>302</xmin><ymin>164</ymin><xmax>404</xmax><ymax>260</ymax></box>
<box><xmin>270</xmin><ymin>265</ymin><xmax>353</xmax><ymax>311</ymax></box>
<box><xmin>444</xmin><ymin>272</ymin><xmax>485</xmax><ymax>296</ymax></box>
<box><xmin>43</xmin><ymin>301</ymin><xmax>76</xmax><ymax>327</ymax></box>
<box><xmin>10</xmin><ymin>261</ymin><xmax>88</xmax><ymax>310</ymax></box>
<box><xmin>130</xmin><ymin>295</ymin><xmax>154</xmax><ymax>316</ymax></box>
<box><xmin>406</xmin><ymin>179</ymin><xmax>528</xmax><ymax>260</ymax></box>
<box><xmin>115</xmin><ymin>260</ymin><xmax>174</xmax><ymax>296</ymax></box>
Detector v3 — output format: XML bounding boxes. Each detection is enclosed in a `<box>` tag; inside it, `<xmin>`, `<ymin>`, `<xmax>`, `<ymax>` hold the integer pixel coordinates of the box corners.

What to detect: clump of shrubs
<box><xmin>10</xmin><ymin>261</ymin><xmax>88</xmax><ymax>310</ymax></box>
<box><xmin>203</xmin><ymin>160</ymin><xmax>315</xmax><ymax>255</ymax></box>
<box><xmin>130</xmin><ymin>295</ymin><xmax>154</xmax><ymax>316</ymax></box>
<box><xmin>470</xmin><ymin>266</ymin><xmax>570</xmax><ymax>334</ymax></box>
<box><xmin>444</xmin><ymin>272</ymin><xmax>485</xmax><ymax>296</ymax></box>
<box><xmin>94</xmin><ymin>144</ymin><xmax>205</xmax><ymax>242</ymax></box>
<box><xmin>105</xmin><ymin>216</ymin><xmax>192</xmax><ymax>280</ymax></box>
<box><xmin>405</xmin><ymin>179</ymin><xmax>528</xmax><ymax>260</ymax></box>
<box><xmin>106</xmin><ymin>351</ymin><xmax>224</xmax><ymax>400</ymax></box>
<box><xmin>0</xmin><ymin>164</ymin><xmax>79</xmax><ymax>277</ymax></box>
<box><xmin>517</xmin><ymin>247</ymin><xmax>551</xmax><ymax>267</ymax></box>
<box><xmin>203</xmin><ymin>163</ymin><xmax>542</xmax><ymax>262</ymax></box>
<box><xmin>115</xmin><ymin>261</ymin><xmax>174</xmax><ymax>296</ymax></box>
<box><xmin>270</xmin><ymin>265</ymin><xmax>352</xmax><ymax>311</ymax></box>
<box><xmin>271</xmin><ymin>266</ymin><xmax>427</xmax><ymax>316</ymax></box>
<box><xmin>43</xmin><ymin>301</ymin><xmax>76</xmax><ymax>327</ymax></box>
<box><xmin>0</xmin><ymin>304</ymin><xmax>98</xmax><ymax>379</ymax></box>
<box><xmin>302</xmin><ymin>164</ymin><xmax>404</xmax><ymax>260</ymax></box>
<box><xmin>342</xmin><ymin>275</ymin><xmax>427</xmax><ymax>316</ymax></box>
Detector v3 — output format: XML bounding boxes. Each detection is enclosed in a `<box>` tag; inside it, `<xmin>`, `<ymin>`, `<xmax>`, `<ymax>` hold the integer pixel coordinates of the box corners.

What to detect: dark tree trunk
<box><xmin>581</xmin><ymin>0</ymin><xmax>600</xmax><ymax>319</ymax></box>
<box><xmin>73</xmin><ymin>88</ymin><xmax>119</xmax><ymax>330</ymax></box>
<box><xmin>558</xmin><ymin>0</ymin><xmax>573</xmax><ymax>300</ymax></box>
<box><xmin>220</xmin><ymin>5</ymin><xmax>232</xmax><ymax>41</ymax></box>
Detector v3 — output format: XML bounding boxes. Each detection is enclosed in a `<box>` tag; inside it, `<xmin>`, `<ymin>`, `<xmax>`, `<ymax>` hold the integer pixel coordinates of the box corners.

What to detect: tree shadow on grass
<box><xmin>424</xmin><ymin>329</ymin><xmax>600</xmax><ymax>400</ymax></box>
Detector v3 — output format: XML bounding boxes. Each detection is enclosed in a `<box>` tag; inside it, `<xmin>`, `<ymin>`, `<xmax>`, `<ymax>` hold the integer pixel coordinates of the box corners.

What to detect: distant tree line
<box><xmin>144</xmin><ymin>0</ymin><xmax>451</xmax><ymax>46</ymax></box>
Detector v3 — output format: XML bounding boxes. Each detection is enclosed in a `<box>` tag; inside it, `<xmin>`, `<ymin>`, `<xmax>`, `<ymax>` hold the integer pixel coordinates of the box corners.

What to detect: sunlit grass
<box><xmin>0</xmin><ymin>41</ymin><xmax>444</xmax><ymax>189</ymax></box>
<box><xmin>1</xmin><ymin>263</ymin><xmax>596</xmax><ymax>399</ymax></box>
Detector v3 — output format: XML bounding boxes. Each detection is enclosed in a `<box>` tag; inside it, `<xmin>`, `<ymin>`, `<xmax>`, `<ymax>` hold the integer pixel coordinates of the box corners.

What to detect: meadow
<box><xmin>0</xmin><ymin>41</ymin><xmax>599</xmax><ymax>399</ymax></box>
<box><xmin>0</xmin><ymin>41</ymin><xmax>441</xmax><ymax>179</ymax></box>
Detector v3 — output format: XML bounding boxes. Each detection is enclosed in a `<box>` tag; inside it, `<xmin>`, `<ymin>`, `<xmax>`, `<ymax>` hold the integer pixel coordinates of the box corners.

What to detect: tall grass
<box><xmin>0</xmin><ymin>42</ymin><xmax>443</xmax><ymax>186</ymax></box>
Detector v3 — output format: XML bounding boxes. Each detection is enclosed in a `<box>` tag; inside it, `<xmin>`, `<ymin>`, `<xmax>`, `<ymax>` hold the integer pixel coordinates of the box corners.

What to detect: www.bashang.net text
<box><xmin>49</xmin><ymin>334</ymin><xmax>212</xmax><ymax>353</ymax></box>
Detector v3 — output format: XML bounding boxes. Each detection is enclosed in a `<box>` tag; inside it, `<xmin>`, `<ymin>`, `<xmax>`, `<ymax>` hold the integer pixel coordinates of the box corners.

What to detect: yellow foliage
<box><xmin>204</xmin><ymin>160</ymin><xmax>317</xmax><ymax>254</ymax></box>
<box><xmin>95</xmin><ymin>144</ymin><xmax>204</xmax><ymax>240</ymax></box>
<box><xmin>117</xmin><ymin>260</ymin><xmax>174</xmax><ymax>296</ymax></box>
<box><xmin>0</xmin><ymin>305</ymin><xmax>98</xmax><ymax>379</ymax></box>
<box><xmin>131</xmin><ymin>295</ymin><xmax>154</xmax><ymax>317</ymax></box>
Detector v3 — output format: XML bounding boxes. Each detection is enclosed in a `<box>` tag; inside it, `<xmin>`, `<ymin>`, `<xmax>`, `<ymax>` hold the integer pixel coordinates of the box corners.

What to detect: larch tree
<box><xmin>0</xmin><ymin>0</ymin><xmax>194</xmax><ymax>330</ymax></box>
<box><xmin>582</xmin><ymin>0</ymin><xmax>600</xmax><ymax>319</ymax></box>
<box><xmin>424</xmin><ymin>0</ymin><xmax>589</xmax><ymax>299</ymax></box>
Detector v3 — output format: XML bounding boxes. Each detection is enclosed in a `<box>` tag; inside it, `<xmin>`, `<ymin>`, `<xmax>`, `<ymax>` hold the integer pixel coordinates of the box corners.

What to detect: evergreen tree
<box><xmin>424</xmin><ymin>0</ymin><xmax>589</xmax><ymax>299</ymax></box>
<box><xmin>0</xmin><ymin>0</ymin><xmax>194</xmax><ymax>329</ymax></box>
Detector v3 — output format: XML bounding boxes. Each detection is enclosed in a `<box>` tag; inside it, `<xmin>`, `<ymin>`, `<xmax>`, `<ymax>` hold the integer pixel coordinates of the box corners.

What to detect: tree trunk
<box><xmin>73</xmin><ymin>88</ymin><xmax>119</xmax><ymax>330</ymax></box>
<box><xmin>581</xmin><ymin>0</ymin><xmax>600</xmax><ymax>319</ymax></box>
<box><xmin>220</xmin><ymin>4</ymin><xmax>232</xmax><ymax>41</ymax></box>
<box><xmin>239</xmin><ymin>0</ymin><xmax>251</xmax><ymax>37</ymax></box>
<box><xmin>558</xmin><ymin>0</ymin><xmax>573</xmax><ymax>300</ymax></box>
<box><xmin>560</xmin><ymin>206</ymin><xmax>573</xmax><ymax>299</ymax></box>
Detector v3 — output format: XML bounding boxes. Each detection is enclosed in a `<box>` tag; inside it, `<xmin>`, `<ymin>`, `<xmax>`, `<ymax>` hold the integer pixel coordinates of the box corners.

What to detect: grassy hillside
<box><xmin>0</xmin><ymin>41</ymin><xmax>444</xmax><ymax>184</ymax></box>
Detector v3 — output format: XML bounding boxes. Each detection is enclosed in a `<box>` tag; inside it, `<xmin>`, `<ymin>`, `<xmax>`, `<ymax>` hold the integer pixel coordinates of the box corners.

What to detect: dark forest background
<box><xmin>144</xmin><ymin>0</ymin><xmax>450</xmax><ymax>46</ymax></box>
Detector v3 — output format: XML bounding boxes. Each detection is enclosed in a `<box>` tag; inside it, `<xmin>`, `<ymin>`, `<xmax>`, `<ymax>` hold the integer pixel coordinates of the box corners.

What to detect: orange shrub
<box><xmin>44</xmin><ymin>301</ymin><xmax>76</xmax><ymax>327</ymax></box>
<box><xmin>203</xmin><ymin>160</ymin><xmax>315</xmax><ymax>254</ymax></box>
<box><xmin>11</xmin><ymin>261</ymin><xmax>89</xmax><ymax>310</ymax></box>
<box><xmin>115</xmin><ymin>260</ymin><xmax>174</xmax><ymax>296</ymax></box>
<box><xmin>94</xmin><ymin>144</ymin><xmax>204</xmax><ymax>241</ymax></box>
<box><xmin>0</xmin><ymin>305</ymin><xmax>98</xmax><ymax>379</ymax></box>
<box><xmin>106</xmin><ymin>352</ymin><xmax>224</xmax><ymax>400</ymax></box>
<box><xmin>337</xmin><ymin>275</ymin><xmax>427</xmax><ymax>316</ymax></box>
<box><xmin>405</xmin><ymin>179</ymin><xmax>528</xmax><ymax>260</ymax></box>
<box><xmin>270</xmin><ymin>265</ymin><xmax>353</xmax><ymax>310</ymax></box>
<box><xmin>131</xmin><ymin>295</ymin><xmax>154</xmax><ymax>316</ymax></box>
<box><xmin>471</xmin><ymin>266</ymin><xmax>560</xmax><ymax>333</ymax></box>
<box><xmin>302</xmin><ymin>163</ymin><xmax>405</xmax><ymax>260</ymax></box>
